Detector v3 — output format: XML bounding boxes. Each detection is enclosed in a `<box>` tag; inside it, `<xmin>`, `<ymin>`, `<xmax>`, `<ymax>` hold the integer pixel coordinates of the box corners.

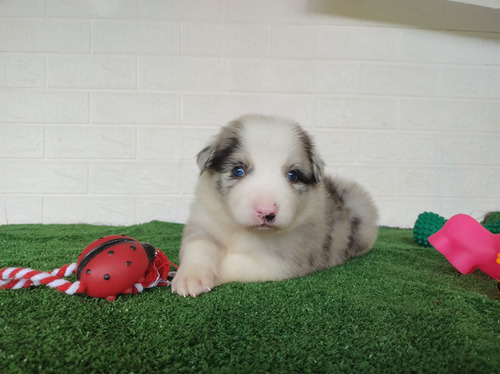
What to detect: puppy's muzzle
<box><xmin>254</xmin><ymin>202</ymin><xmax>278</xmax><ymax>224</ymax></box>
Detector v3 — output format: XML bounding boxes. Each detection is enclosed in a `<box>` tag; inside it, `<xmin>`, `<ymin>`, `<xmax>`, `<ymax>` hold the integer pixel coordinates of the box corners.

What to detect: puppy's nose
<box><xmin>254</xmin><ymin>203</ymin><xmax>278</xmax><ymax>223</ymax></box>
<box><xmin>264</xmin><ymin>213</ymin><xmax>276</xmax><ymax>222</ymax></box>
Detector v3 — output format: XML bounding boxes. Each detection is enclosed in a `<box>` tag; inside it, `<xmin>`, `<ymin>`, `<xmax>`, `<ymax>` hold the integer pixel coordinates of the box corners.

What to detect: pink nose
<box><xmin>254</xmin><ymin>203</ymin><xmax>278</xmax><ymax>223</ymax></box>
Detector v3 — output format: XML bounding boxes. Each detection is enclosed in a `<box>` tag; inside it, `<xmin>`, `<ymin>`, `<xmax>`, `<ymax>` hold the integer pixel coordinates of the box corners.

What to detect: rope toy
<box><xmin>0</xmin><ymin>235</ymin><xmax>177</xmax><ymax>301</ymax></box>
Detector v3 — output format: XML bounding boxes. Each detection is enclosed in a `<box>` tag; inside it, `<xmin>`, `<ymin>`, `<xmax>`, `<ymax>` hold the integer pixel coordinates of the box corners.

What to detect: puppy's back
<box><xmin>324</xmin><ymin>177</ymin><xmax>379</xmax><ymax>261</ymax></box>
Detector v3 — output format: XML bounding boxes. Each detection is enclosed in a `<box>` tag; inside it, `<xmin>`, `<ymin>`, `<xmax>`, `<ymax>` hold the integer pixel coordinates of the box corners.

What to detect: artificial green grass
<box><xmin>1</xmin><ymin>221</ymin><xmax>499</xmax><ymax>373</ymax></box>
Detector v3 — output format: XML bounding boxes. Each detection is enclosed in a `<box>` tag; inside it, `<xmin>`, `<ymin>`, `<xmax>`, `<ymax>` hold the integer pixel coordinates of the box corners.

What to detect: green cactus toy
<box><xmin>413</xmin><ymin>212</ymin><xmax>447</xmax><ymax>247</ymax></box>
<box><xmin>483</xmin><ymin>211</ymin><xmax>500</xmax><ymax>226</ymax></box>
<box><xmin>413</xmin><ymin>211</ymin><xmax>500</xmax><ymax>248</ymax></box>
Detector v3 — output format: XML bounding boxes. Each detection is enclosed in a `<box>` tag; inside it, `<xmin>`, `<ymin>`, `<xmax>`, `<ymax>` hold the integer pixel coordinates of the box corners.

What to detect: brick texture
<box><xmin>1</xmin><ymin>0</ymin><xmax>499</xmax><ymax>227</ymax></box>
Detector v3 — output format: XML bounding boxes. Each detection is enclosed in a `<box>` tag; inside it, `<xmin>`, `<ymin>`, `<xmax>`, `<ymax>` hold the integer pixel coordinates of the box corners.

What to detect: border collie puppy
<box><xmin>172</xmin><ymin>114</ymin><xmax>378</xmax><ymax>297</ymax></box>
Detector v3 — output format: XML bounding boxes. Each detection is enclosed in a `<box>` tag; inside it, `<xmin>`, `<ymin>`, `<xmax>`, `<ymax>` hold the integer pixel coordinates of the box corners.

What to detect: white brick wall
<box><xmin>1</xmin><ymin>0</ymin><xmax>499</xmax><ymax>228</ymax></box>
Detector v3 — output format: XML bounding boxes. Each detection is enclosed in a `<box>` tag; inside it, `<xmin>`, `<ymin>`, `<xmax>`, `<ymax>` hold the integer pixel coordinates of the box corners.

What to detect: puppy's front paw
<box><xmin>171</xmin><ymin>265</ymin><xmax>217</xmax><ymax>297</ymax></box>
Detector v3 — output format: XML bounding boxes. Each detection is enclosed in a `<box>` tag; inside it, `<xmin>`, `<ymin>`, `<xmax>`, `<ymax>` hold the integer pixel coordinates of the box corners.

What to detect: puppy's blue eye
<box><xmin>287</xmin><ymin>171</ymin><xmax>298</xmax><ymax>183</ymax></box>
<box><xmin>232</xmin><ymin>166</ymin><xmax>245</xmax><ymax>177</ymax></box>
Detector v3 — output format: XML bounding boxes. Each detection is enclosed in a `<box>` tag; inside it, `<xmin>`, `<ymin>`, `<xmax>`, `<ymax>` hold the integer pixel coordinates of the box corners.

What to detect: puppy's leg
<box><xmin>171</xmin><ymin>238</ymin><xmax>221</xmax><ymax>297</ymax></box>
<box><xmin>218</xmin><ymin>252</ymin><xmax>284</xmax><ymax>284</ymax></box>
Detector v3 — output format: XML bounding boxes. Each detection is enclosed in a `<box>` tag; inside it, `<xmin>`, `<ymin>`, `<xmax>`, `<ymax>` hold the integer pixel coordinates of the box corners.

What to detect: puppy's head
<box><xmin>197</xmin><ymin>114</ymin><xmax>324</xmax><ymax>231</ymax></box>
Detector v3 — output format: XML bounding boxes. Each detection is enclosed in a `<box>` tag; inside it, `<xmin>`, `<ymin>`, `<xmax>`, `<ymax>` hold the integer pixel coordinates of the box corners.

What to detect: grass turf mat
<box><xmin>1</xmin><ymin>221</ymin><xmax>499</xmax><ymax>373</ymax></box>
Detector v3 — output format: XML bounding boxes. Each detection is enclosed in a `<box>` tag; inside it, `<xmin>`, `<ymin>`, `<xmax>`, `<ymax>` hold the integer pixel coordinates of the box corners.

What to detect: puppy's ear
<box><xmin>310</xmin><ymin>149</ymin><xmax>325</xmax><ymax>184</ymax></box>
<box><xmin>196</xmin><ymin>122</ymin><xmax>243</xmax><ymax>174</ymax></box>
<box><xmin>296</xmin><ymin>126</ymin><xmax>325</xmax><ymax>184</ymax></box>
<box><xmin>196</xmin><ymin>143</ymin><xmax>215</xmax><ymax>172</ymax></box>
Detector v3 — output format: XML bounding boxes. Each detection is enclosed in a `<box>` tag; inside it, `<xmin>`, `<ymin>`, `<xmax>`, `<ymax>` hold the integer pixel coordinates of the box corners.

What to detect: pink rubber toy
<box><xmin>428</xmin><ymin>214</ymin><xmax>500</xmax><ymax>279</ymax></box>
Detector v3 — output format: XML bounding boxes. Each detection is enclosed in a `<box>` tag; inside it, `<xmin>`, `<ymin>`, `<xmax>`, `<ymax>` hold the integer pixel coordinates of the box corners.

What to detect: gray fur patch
<box><xmin>323</xmin><ymin>177</ymin><xmax>344</xmax><ymax>204</ymax></box>
<box><xmin>345</xmin><ymin>217</ymin><xmax>364</xmax><ymax>257</ymax></box>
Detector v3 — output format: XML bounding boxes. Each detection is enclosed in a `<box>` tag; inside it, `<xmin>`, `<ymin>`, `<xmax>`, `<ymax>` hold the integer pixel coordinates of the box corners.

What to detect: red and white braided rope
<box><xmin>0</xmin><ymin>263</ymin><xmax>85</xmax><ymax>295</ymax></box>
